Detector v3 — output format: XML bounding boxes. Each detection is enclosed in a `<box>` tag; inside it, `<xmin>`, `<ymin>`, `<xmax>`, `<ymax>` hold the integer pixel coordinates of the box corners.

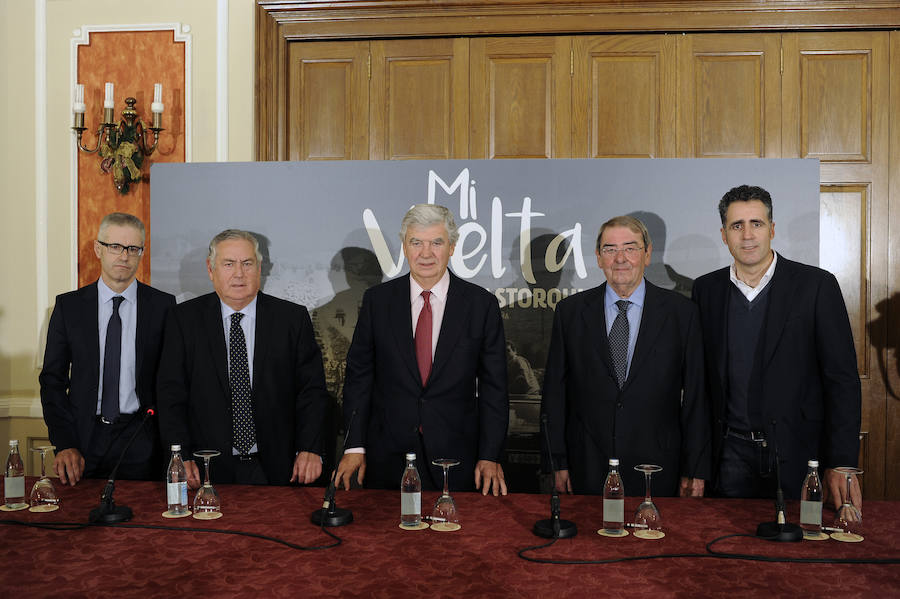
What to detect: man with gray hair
<box><xmin>336</xmin><ymin>204</ymin><xmax>509</xmax><ymax>495</ymax></box>
<box><xmin>41</xmin><ymin>212</ymin><xmax>175</xmax><ymax>484</ymax></box>
<box><xmin>542</xmin><ymin>215</ymin><xmax>710</xmax><ymax>496</ymax></box>
<box><xmin>157</xmin><ymin>229</ymin><xmax>329</xmax><ymax>486</ymax></box>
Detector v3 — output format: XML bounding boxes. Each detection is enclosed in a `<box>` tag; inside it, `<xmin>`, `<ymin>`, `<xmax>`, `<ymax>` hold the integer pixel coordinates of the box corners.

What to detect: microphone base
<box><xmin>533</xmin><ymin>518</ymin><xmax>577</xmax><ymax>539</ymax></box>
<box><xmin>90</xmin><ymin>504</ymin><xmax>133</xmax><ymax>524</ymax></box>
<box><xmin>311</xmin><ymin>506</ymin><xmax>353</xmax><ymax>527</ymax></box>
<box><xmin>756</xmin><ymin>521</ymin><xmax>802</xmax><ymax>542</ymax></box>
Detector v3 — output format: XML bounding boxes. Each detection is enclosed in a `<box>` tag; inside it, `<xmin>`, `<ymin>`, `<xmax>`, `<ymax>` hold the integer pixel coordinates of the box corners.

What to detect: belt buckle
<box><xmin>100</xmin><ymin>416</ymin><xmax>114</xmax><ymax>425</ymax></box>
<box><xmin>750</xmin><ymin>431</ymin><xmax>767</xmax><ymax>447</ymax></box>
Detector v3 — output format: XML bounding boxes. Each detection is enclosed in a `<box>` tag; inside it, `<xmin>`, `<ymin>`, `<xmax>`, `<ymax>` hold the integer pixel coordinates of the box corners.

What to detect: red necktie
<box><xmin>415</xmin><ymin>290</ymin><xmax>433</xmax><ymax>385</ymax></box>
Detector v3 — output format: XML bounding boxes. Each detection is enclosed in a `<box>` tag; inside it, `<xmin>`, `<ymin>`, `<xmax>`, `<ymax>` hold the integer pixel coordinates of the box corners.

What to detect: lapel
<box><xmin>134</xmin><ymin>282</ymin><xmax>148</xmax><ymax>388</ymax></box>
<box><xmin>430</xmin><ymin>272</ymin><xmax>466</xmax><ymax>385</ymax></box>
<box><xmin>252</xmin><ymin>293</ymin><xmax>271</xmax><ymax>391</ymax></box>
<box><xmin>580</xmin><ymin>283</ymin><xmax>615</xmax><ymax>382</ymax></box>
<box><xmin>761</xmin><ymin>256</ymin><xmax>795</xmax><ymax>370</ymax></box>
<box><xmin>202</xmin><ymin>293</ymin><xmax>230</xmax><ymax>396</ymax></box>
<box><xmin>389</xmin><ymin>276</ymin><xmax>421</xmax><ymax>385</ymax></box>
<box><xmin>625</xmin><ymin>281</ymin><xmax>668</xmax><ymax>391</ymax></box>
<box><xmin>708</xmin><ymin>269</ymin><xmax>731</xmax><ymax>392</ymax></box>
<box><xmin>83</xmin><ymin>282</ymin><xmax>101</xmax><ymax>383</ymax></box>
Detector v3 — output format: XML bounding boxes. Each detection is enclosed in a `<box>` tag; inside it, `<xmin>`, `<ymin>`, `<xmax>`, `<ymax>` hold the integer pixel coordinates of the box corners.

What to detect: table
<box><xmin>1</xmin><ymin>478</ymin><xmax>897</xmax><ymax>598</ymax></box>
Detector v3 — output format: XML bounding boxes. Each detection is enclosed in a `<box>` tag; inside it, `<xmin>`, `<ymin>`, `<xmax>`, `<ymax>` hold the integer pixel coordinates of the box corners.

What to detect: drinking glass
<box><xmin>632</xmin><ymin>464</ymin><xmax>663</xmax><ymax>539</ymax></box>
<box><xmin>29</xmin><ymin>445</ymin><xmax>60</xmax><ymax>512</ymax></box>
<box><xmin>430</xmin><ymin>458</ymin><xmax>460</xmax><ymax>531</ymax></box>
<box><xmin>192</xmin><ymin>450</ymin><xmax>222</xmax><ymax>520</ymax></box>
<box><xmin>831</xmin><ymin>466</ymin><xmax>863</xmax><ymax>542</ymax></box>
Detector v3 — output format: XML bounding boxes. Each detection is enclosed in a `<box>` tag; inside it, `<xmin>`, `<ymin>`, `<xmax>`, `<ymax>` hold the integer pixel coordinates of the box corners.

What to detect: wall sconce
<box><xmin>72</xmin><ymin>82</ymin><xmax>164</xmax><ymax>194</ymax></box>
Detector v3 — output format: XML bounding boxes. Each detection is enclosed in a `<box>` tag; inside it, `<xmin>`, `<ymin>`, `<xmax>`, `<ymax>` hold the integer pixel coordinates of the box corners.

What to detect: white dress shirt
<box><xmin>730</xmin><ymin>250</ymin><xmax>778</xmax><ymax>301</ymax></box>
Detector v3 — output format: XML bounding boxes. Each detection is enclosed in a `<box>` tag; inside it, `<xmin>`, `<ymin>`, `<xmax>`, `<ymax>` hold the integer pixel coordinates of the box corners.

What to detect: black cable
<box><xmin>0</xmin><ymin>518</ymin><xmax>342</xmax><ymax>551</ymax></box>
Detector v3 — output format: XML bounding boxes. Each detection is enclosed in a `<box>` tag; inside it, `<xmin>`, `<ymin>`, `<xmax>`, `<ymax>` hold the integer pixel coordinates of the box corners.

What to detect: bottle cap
<box><xmin>808</xmin><ymin>459</ymin><xmax>819</xmax><ymax>467</ymax></box>
<box><xmin>171</xmin><ymin>444</ymin><xmax>181</xmax><ymax>451</ymax></box>
<box><xmin>405</xmin><ymin>452</ymin><xmax>416</xmax><ymax>461</ymax></box>
<box><xmin>8</xmin><ymin>439</ymin><xmax>17</xmax><ymax>447</ymax></box>
<box><xmin>609</xmin><ymin>458</ymin><xmax>619</xmax><ymax>466</ymax></box>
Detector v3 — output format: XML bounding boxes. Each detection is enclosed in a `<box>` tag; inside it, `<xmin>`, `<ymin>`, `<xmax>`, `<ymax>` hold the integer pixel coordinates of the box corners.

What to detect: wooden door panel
<box><xmin>288</xmin><ymin>42</ymin><xmax>369</xmax><ymax>160</ymax></box>
<box><xmin>677</xmin><ymin>34</ymin><xmax>781</xmax><ymax>158</ymax></box>
<box><xmin>471</xmin><ymin>37</ymin><xmax>571</xmax><ymax>159</ymax></box>
<box><xmin>573</xmin><ymin>35</ymin><xmax>675</xmax><ymax>158</ymax></box>
<box><xmin>370</xmin><ymin>39</ymin><xmax>468</xmax><ymax>160</ymax></box>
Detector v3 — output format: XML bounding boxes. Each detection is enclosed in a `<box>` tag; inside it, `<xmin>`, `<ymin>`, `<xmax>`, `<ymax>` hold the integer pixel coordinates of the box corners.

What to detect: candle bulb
<box><xmin>103</xmin><ymin>82</ymin><xmax>114</xmax><ymax>109</ymax></box>
<box><xmin>151</xmin><ymin>83</ymin><xmax>164</xmax><ymax>114</ymax></box>
<box><xmin>73</xmin><ymin>84</ymin><xmax>86</xmax><ymax>114</ymax></box>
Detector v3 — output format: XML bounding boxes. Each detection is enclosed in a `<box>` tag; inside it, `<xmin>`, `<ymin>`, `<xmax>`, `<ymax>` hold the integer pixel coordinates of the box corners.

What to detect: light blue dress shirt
<box><xmin>97</xmin><ymin>278</ymin><xmax>139</xmax><ymax>415</ymax></box>
<box><xmin>604</xmin><ymin>279</ymin><xmax>646</xmax><ymax>381</ymax></box>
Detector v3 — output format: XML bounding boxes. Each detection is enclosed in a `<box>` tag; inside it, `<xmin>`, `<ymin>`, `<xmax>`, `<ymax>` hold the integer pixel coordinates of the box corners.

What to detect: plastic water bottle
<box><xmin>400</xmin><ymin>452</ymin><xmax>422</xmax><ymax>527</ymax></box>
<box><xmin>799</xmin><ymin>459</ymin><xmax>823</xmax><ymax>537</ymax></box>
<box><xmin>602</xmin><ymin>458</ymin><xmax>625</xmax><ymax>534</ymax></box>
<box><xmin>4</xmin><ymin>440</ymin><xmax>26</xmax><ymax>510</ymax></box>
<box><xmin>166</xmin><ymin>444</ymin><xmax>189</xmax><ymax>515</ymax></box>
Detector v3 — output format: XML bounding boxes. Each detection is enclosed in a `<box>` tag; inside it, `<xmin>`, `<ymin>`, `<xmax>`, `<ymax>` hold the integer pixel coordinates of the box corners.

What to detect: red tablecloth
<box><xmin>1</xmin><ymin>478</ymin><xmax>897</xmax><ymax>598</ymax></box>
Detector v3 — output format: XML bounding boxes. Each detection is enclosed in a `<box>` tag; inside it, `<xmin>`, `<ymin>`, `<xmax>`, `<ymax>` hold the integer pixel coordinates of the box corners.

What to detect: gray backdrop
<box><xmin>150</xmin><ymin>158</ymin><xmax>819</xmax><ymax>491</ymax></box>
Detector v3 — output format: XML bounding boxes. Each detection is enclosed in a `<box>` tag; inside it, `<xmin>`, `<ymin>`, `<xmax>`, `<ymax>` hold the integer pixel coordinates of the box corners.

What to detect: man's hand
<box><xmin>184</xmin><ymin>459</ymin><xmax>202</xmax><ymax>490</ymax></box>
<box><xmin>554</xmin><ymin>469</ymin><xmax>573</xmax><ymax>494</ymax></box>
<box><xmin>824</xmin><ymin>468</ymin><xmax>862</xmax><ymax>511</ymax></box>
<box><xmin>474</xmin><ymin>460</ymin><xmax>508</xmax><ymax>496</ymax></box>
<box><xmin>679</xmin><ymin>477</ymin><xmax>705</xmax><ymax>497</ymax></box>
<box><xmin>335</xmin><ymin>453</ymin><xmax>366</xmax><ymax>490</ymax></box>
<box><xmin>290</xmin><ymin>451</ymin><xmax>323</xmax><ymax>484</ymax></box>
<box><xmin>53</xmin><ymin>448</ymin><xmax>85</xmax><ymax>486</ymax></box>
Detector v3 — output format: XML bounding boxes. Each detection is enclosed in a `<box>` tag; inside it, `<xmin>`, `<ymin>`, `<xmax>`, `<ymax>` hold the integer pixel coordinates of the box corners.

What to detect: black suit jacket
<box><xmin>157</xmin><ymin>292</ymin><xmax>329</xmax><ymax>485</ymax></box>
<box><xmin>40</xmin><ymin>280</ymin><xmax>175</xmax><ymax>460</ymax></box>
<box><xmin>541</xmin><ymin>281</ymin><xmax>711</xmax><ymax>496</ymax></box>
<box><xmin>342</xmin><ymin>272</ymin><xmax>508</xmax><ymax>491</ymax></box>
<box><xmin>692</xmin><ymin>256</ymin><xmax>861</xmax><ymax>496</ymax></box>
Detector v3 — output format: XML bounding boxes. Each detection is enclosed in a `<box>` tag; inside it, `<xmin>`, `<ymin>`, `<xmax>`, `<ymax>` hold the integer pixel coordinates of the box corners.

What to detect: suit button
<box><xmin>617</xmin><ymin>402</ymin><xmax>623</xmax><ymax>409</ymax></box>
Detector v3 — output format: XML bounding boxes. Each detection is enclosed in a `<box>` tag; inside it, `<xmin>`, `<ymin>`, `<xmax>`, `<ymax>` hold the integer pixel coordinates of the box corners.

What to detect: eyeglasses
<box><xmin>599</xmin><ymin>246</ymin><xmax>645</xmax><ymax>258</ymax></box>
<box><xmin>97</xmin><ymin>240</ymin><xmax>144</xmax><ymax>257</ymax></box>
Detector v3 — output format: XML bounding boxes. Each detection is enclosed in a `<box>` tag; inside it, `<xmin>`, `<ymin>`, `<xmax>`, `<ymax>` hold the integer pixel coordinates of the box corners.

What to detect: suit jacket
<box><xmin>342</xmin><ymin>272</ymin><xmax>508</xmax><ymax>491</ymax></box>
<box><xmin>39</xmin><ymin>280</ymin><xmax>175</xmax><ymax>462</ymax></box>
<box><xmin>541</xmin><ymin>280</ymin><xmax>711</xmax><ymax>496</ymax></box>
<box><xmin>156</xmin><ymin>292</ymin><xmax>329</xmax><ymax>485</ymax></box>
<box><xmin>692</xmin><ymin>256</ymin><xmax>861</xmax><ymax>497</ymax></box>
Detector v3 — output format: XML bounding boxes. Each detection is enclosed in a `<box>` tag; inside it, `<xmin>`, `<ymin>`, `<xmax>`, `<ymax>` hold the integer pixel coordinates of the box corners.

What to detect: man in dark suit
<box><xmin>40</xmin><ymin>213</ymin><xmax>175</xmax><ymax>485</ymax></box>
<box><xmin>542</xmin><ymin>216</ymin><xmax>710</xmax><ymax>497</ymax></box>
<box><xmin>335</xmin><ymin>204</ymin><xmax>509</xmax><ymax>495</ymax></box>
<box><xmin>692</xmin><ymin>185</ymin><xmax>862</xmax><ymax>509</ymax></box>
<box><xmin>157</xmin><ymin>229</ymin><xmax>328</xmax><ymax>487</ymax></box>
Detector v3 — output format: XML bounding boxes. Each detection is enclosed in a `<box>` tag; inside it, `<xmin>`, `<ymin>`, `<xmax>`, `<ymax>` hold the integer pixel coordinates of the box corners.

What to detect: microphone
<box><xmin>756</xmin><ymin>421</ymin><xmax>802</xmax><ymax>542</ymax></box>
<box><xmin>533</xmin><ymin>414</ymin><xmax>577</xmax><ymax>539</ymax></box>
<box><xmin>89</xmin><ymin>406</ymin><xmax>156</xmax><ymax>524</ymax></box>
<box><xmin>310</xmin><ymin>408</ymin><xmax>357</xmax><ymax>527</ymax></box>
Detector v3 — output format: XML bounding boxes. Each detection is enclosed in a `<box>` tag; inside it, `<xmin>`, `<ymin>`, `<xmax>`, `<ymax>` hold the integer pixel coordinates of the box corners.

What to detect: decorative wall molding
<box><xmin>0</xmin><ymin>397</ymin><xmax>45</xmax><ymax>419</ymax></box>
<box><xmin>218</xmin><ymin>0</ymin><xmax>229</xmax><ymax>162</ymax></box>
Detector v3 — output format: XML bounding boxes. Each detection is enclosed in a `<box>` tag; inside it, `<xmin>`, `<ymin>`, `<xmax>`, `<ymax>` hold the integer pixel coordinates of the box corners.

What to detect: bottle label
<box><xmin>167</xmin><ymin>481</ymin><xmax>188</xmax><ymax>506</ymax></box>
<box><xmin>4</xmin><ymin>476</ymin><xmax>24</xmax><ymax>499</ymax></box>
<box><xmin>603</xmin><ymin>498</ymin><xmax>624</xmax><ymax>524</ymax></box>
<box><xmin>401</xmin><ymin>491</ymin><xmax>421</xmax><ymax>516</ymax></box>
<box><xmin>800</xmin><ymin>500</ymin><xmax>822</xmax><ymax>526</ymax></box>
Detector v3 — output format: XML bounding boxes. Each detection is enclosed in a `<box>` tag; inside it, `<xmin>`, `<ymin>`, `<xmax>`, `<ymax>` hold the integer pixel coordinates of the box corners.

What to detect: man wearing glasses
<box><xmin>40</xmin><ymin>212</ymin><xmax>175</xmax><ymax>484</ymax></box>
<box><xmin>541</xmin><ymin>215</ymin><xmax>710</xmax><ymax>496</ymax></box>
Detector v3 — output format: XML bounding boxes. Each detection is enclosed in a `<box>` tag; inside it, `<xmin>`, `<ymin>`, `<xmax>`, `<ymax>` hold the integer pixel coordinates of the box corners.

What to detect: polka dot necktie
<box><xmin>230</xmin><ymin>312</ymin><xmax>256</xmax><ymax>454</ymax></box>
<box><xmin>609</xmin><ymin>300</ymin><xmax>631</xmax><ymax>389</ymax></box>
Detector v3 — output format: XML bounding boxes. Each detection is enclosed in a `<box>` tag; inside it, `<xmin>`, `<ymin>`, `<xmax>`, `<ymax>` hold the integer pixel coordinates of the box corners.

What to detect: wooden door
<box><xmin>287</xmin><ymin>41</ymin><xmax>369</xmax><ymax>160</ymax></box>
<box><xmin>573</xmin><ymin>35</ymin><xmax>676</xmax><ymax>158</ymax></box>
<box><xmin>369</xmin><ymin>38</ymin><xmax>469</xmax><ymax>160</ymax></box>
<box><xmin>470</xmin><ymin>37</ymin><xmax>571</xmax><ymax>159</ymax></box>
<box><xmin>783</xmin><ymin>31</ymin><xmax>891</xmax><ymax>498</ymax></box>
<box><xmin>677</xmin><ymin>34</ymin><xmax>782</xmax><ymax>158</ymax></box>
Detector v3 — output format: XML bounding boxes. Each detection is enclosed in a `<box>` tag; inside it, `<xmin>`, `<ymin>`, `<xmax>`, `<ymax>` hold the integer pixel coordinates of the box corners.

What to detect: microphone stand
<box><xmin>756</xmin><ymin>422</ymin><xmax>802</xmax><ymax>542</ymax></box>
<box><xmin>310</xmin><ymin>409</ymin><xmax>356</xmax><ymax>527</ymax></box>
<box><xmin>89</xmin><ymin>407</ymin><xmax>156</xmax><ymax>524</ymax></box>
<box><xmin>533</xmin><ymin>414</ymin><xmax>577</xmax><ymax>539</ymax></box>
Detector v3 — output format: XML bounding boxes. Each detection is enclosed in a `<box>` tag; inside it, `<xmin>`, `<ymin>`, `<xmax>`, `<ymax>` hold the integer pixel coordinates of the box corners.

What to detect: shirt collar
<box><xmin>605</xmin><ymin>278</ymin><xmax>646</xmax><ymax>309</ymax></box>
<box><xmin>410</xmin><ymin>269</ymin><xmax>450</xmax><ymax>304</ymax></box>
<box><xmin>730</xmin><ymin>250</ymin><xmax>778</xmax><ymax>296</ymax></box>
<box><xmin>97</xmin><ymin>277</ymin><xmax>137</xmax><ymax>304</ymax></box>
<box><xmin>220</xmin><ymin>295</ymin><xmax>258</xmax><ymax>322</ymax></box>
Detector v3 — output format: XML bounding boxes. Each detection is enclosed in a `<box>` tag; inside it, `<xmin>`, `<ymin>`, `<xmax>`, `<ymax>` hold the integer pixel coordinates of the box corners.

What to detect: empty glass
<box><xmin>430</xmin><ymin>458</ymin><xmax>460</xmax><ymax>531</ymax></box>
<box><xmin>192</xmin><ymin>450</ymin><xmax>222</xmax><ymax>520</ymax></box>
<box><xmin>29</xmin><ymin>445</ymin><xmax>60</xmax><ymax>512</ymax></box>
<box><xmin>831</xmin><ymin>466</ymin><xmax>863</xmax><ymax>542</ymax></box>
<box><xmin>632</xmin><ymin>464</ymin><xmax>663</xmax><ymax>539</ymax></box>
